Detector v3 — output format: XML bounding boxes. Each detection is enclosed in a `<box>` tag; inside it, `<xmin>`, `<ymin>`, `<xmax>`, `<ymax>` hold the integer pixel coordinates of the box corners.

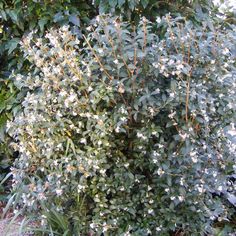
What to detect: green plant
<box><xmin>0</xmin><ymin>81</ymin><xmax>18</xmax><ymax>196</ymax></box>
<box><xmin>7</xmin><ymin>13</ymin><xmax>236</xmax><ymax>235</ymax></box>
<box><xmin>94</xmin><ymin>0</ymin><xmax>217</xmax><ymax>22</ymax></box>
<box><xmin>0</xmin><ymin>0</ymin><xmax>227</xmax><ymax>186</ymax></box>
<box><xmin>0</xmin><ymin>0</ymin><xmax>95</xmax><ymax>185</ymax></box>
<box><xmin>0</xmin><ymin>0</ymin><xmax>94</xmax><ymax>72</ymax></box>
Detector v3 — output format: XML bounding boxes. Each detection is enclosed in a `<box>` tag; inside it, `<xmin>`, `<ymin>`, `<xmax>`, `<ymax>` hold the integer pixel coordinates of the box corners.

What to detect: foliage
<box><xmin>94</xmin><ymin>0</ymin><xmax>217</xmax><ymax>22</ymax></box>
<box><xmin>0</xmin><ymin>0</ymin><xmax>96</xmax><ymax>77</ymax></box>
<box><xmin>0</xmin><ymin>0</ymin><xmax>95</xmax><ymax>177</ymax></box>
<box><xmin>0</xmin><ymin>81</ymin><xmax>18</xmax><ymax>176</ymax></box>
<box><xmin>0</xmin><ymin>0</ymin><xmax>225</xmax><ymax>182</ymax></box>
<box><xmin>0</xmin><ymin>0</ymin><xmax>220</xmax><ymax>76</ymax></box>
<box><xmin>7</xmin><ymin>14</ymin><xmax>236</xmax><ymax>235</ymax></box>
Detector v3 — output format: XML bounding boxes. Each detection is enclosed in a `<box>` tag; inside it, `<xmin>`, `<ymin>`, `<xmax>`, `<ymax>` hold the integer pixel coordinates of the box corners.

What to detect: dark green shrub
<box><xmin>94</xmin><ymin>0</ymin><xmax>216</xmax><ymax>22</ymax></box>
<box><xmin>7</xmin><ymin>14</ymin><xmax>236</xmax><ymax>235</ymax></box>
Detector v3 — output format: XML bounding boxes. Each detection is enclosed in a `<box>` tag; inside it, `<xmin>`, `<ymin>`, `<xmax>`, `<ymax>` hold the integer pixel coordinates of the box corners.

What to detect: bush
<box><xmin>0</xmin><ymin>81</ymin><xmax>19</xmax><ymax>197</ymax></box>
<box><xmin>7</xmin><ymin>15</ymin><xmax>236</xmax><ymax>235</ymax></box>
<box><xmin>94</xmin><ymin>0</ymin><xmax>215</xmax><ymax>21</ymax></box>
<box><xmin>0</xmin><ymin>0</ymin><xmax>228</xmax><ymax>193</ymax></box>
<box><xmin>0</xmin><ymin>0</ymin><xmax>90</xmax><ymax>184</ymax></box>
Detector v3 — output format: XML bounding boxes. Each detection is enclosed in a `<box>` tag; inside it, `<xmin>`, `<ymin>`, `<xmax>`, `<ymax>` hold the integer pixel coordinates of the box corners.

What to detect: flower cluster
<box><xmin>8</xmin><ymin>15</ymin><xmax>236</xmax><ymax>235</ymax></box>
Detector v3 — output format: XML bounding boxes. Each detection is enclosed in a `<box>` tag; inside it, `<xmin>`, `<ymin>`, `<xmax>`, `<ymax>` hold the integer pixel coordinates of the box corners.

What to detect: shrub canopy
<box><xmin>0</xmin><ymin>0</ymin><xmax>231</xmax><ymax>180</ymax></box>
<box><xmin>7</xmin><ymin>14</ymin><xmax>236</xmax><ymax>235</ymax></box>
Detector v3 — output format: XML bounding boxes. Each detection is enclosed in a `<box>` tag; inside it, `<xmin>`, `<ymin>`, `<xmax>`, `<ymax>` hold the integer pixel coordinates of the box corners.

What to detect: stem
<box><xmin>185</xmin><ymin>76</ymin><xmax>191</xmax><ymax>123</ymax></box>
<box><xmin>83</xmin><ymin>35</ymin><xmax>113</xmax><ymax>81</ymax></box>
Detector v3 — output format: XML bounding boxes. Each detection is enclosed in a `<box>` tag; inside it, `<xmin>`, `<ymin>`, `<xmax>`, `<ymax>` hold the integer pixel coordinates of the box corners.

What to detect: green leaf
<box><xmin>109</xmin><ymin>0</ymin><xmax>118</xmax><ymax>8</ymax></box>
<box><xmin>141</xmin><ymin>0</ymin><xmax>149</xmax><ymax>8</ymax></box>
<box><xmin>0</xmin><ymin>114</ymin><xmax>7</xmax><ymax>141</ymax></box>
<box><xmin>118</xmin><ymin>0</ymin><xmax>126</xmax><ymax>7</ymax></box>
<box><xmin>38</xmin><ymin>18</ymin><xmax>48</xmax><ymax>32</ymax></box>
<box><xmin>0</xmin><ymin>10</ymin><xmax>7</xmax><ymax>21</ymax></box>
<box><xmin>128</xmin><ymin>0</ymin><xmax>137</xmax><ymax>10</ymax></box>
<box><xmin>99</xmin><ymin>0</ymin><xmax>110</xmax><ymax>13</ymax></box>
<box><xmin>7</xmin><ymin>10</ymin><xmax>18</xmax><ymax>23</ymax></box>
<box><xmin>6</xmin><ymin>38</ymin><xmax>20</xmax><ymax>54</ymax></box>
<box><xmin>53</xmin><ymin>12</ymin><xmax>64</xmax><ymax>23</ymax></box>
<box><xmin>69</xmin><ymin>14</ymin><xmax>80</xmax><ymax>26</ymax></box>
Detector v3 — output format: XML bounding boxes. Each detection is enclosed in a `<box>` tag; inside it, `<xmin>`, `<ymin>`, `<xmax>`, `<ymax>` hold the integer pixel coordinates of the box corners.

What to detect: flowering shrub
<box><xmin>7</xmin><ymin>15</ymin><xmax>236</xmax><ymax>235</ymax></box>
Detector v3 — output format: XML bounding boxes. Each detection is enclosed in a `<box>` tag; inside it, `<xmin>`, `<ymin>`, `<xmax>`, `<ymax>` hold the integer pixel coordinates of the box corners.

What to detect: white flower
<box><xmin>156</xmin><ymin>17</ymin><xmax>162</xmax><ymax>23</ymax></box>
<box><xmin>90</xmin><ymin>223</ymin><xmax>96</xmax><ymax>229</ymax></box>
<box><xmin>152</xmin><ymin>62</ymin><xmax>159</xmax><ymax>68</ymax></box>
<box><xmin>153</xmin><ymin>159</ymin><xmax>158</xmax><ymax>164</ymax></box>
<box><xmin>124</xmin><ymin>163</ymin><xmax>129</xmax><ymax>168</ymax></box>
<box><xmin>120</xmin><ymin>117</ymin><xmax>127</xmax><ymax>122</ymax></box>
<box><xmin>88</xmin><ymin>86</ymin><xmax>93</xmax><ymax>92</ymax></box>
<box><xmin>137</xmin><ymin>132</ymin><xmax>142</xmax><ymax>138</ymax></box>
<box><xmin>190</xmin><ymin>151</ymin><xmax>198</xmax><ymax>163</ymax></box>
<box><xmin>160</xmin><ymin>64</ymin><xmax>166</xmax><ymax>72</ymax></box>
<box><xmin>85</xmin><ymin>112</ymin><xmax>92</xmax><ymax>118</ymax></box>
<box><xmin>153</xmin><ymin>151</ymin><xmax>159</xmax><ymax>157</ymax></box>
<box><xmin>148</xmin><ymin>209</ymin><xmax>154</xmax><ymax>214</ymax></box>
<box><xmin>178</xmin><ymin>196</ymin><xmax>185</xmax><ymax>202</ymax></box>
<box><xmin>118</xmin><ymin>86</ymin><xmax>125</xmax><ymax>93</ymax></box>
<box><xmin>38</xmin><ymin>192</ymin><xmax>46</xmax><ymax>200</ymax></box>
<box><xmin>191</xmin><ymin>156</ymin><xmax>198</xmax><ymax>163</ymax></box>
<box><xmin>168</xmin><ymin>111</ymin><xmax>176</xmax><ymax>119</ymax></box>
<box><xmin>61</xmin><ymin>25</ymin><xmax>69</xmax><ymax>32</ymax></box>
<box><xmin>157</xmin><ymin>167</ymin><xmax>165</xmax><ymax>176</ymax></box>
<box><xmin>114</xmin><ymin>59</ymin><xmax>119</xmax><ymax>64</ymax></box>
<box><xmin>197</xmin><ymin>185</ymin><xmax>204</xmax><ymax>193</ymax></box>
<box><xmin>176</xmin><ymin>64</ymin><xmax>184</xmax><ymax>70</ymax></box>
<box><xmin>95</xmin><ymin>15</ymin><xmax>100</xmax><ymax>22</ymax></box>
<box><xmin>100</xmin><ymin>169</ymin><xmax>106</xmax><ymax>175</ymax></box>
<box><xmin>168</xmin><ymin>59</ymin><xmax>175</xmax><ymax>65</ymax></box>
<box><xmin>137</xmin><ymin>132</ymin><xmax>147</xmax><ymax>140</ymax></box>
<box><xmin>115</xmin><ymin>126</ymin><xmax>120</xmax><ymax>133</ymax></box>
<box><xmin>222</xmin><ymin>47</ymin><xmax>229</xmax><ymax>55</ymax></box>
<box><xmin>16</xmin><ymin>74</ymin><xmax>23</xmax><ymax>81</ymax></box>
<box><xmin>97</xmin><ymin>48</ymin><xmax>103</xmax><ymax>54</ymax></box>
<box><xmin>179</xmin><ymin>132</ymin><xmax>188</xmax><ymax>141</ymax></box>
<box><xmin>68</xmin><ymin>94</ymin><xmax>77</xmax><ymax>102</ymax></box>
<box><xmin>80</xmin><ymin>138</ymin><xmax>86</xmax><ymax>144</ymax></box>
<box><xmin>218</xmin><ymin>186</ymin><xmax>223</xmax><ymax>191</ymax></box>
<box><xmin>86</xmin><ymin>26</ymin><xmax>92</xmax><ymax>31</ymax></box>
<box><xmin>59</xmin><ymin>90</ymin><xmax>67</xmax><ymax>97</ymax></box>
<box><xmin>55</xmin><ymin>189</ymin><xmax>63</xmax><ymax>196</ymax></box>
<box><xmin>152</xmin><ymin>131</ymin><xmax>157</xmax><ymax>136</ymax></box>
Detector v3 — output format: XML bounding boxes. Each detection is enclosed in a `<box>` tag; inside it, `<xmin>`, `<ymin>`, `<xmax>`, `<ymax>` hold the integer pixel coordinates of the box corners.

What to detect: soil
<box><xmin>0</xmin><ymin>218</ymin><xmax>21</xmax><ymax>236</ymax></box>
<box><xmin>0</xmin><ymin>216</ymin><xmax>35</xmax><ymax>236</ymax></box>
<box><xmin>0</xmin><ymin>202</ymin><xmax>33</xmax><ymax>236</ymax></box>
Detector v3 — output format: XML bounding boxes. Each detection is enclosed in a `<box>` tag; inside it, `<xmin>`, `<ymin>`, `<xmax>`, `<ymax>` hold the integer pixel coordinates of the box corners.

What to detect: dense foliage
<box><xmin>7</xmin><ymin>14</ymin><xmax>236</xmax><ymax>235</ymax></box>
<box><xmin>0</xmin><ymin>0</ymin><xmax>228</xmax><ymax>180</ymax></box>
<box><xmin>0</xmin><ymin>0</ymin><xmax>213</xmax><ymax>77</ymax></box>
<box><xmin>0</xmin><ymin>0</ymin><xmax>85</xmax><ymax>181</ymax></box>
